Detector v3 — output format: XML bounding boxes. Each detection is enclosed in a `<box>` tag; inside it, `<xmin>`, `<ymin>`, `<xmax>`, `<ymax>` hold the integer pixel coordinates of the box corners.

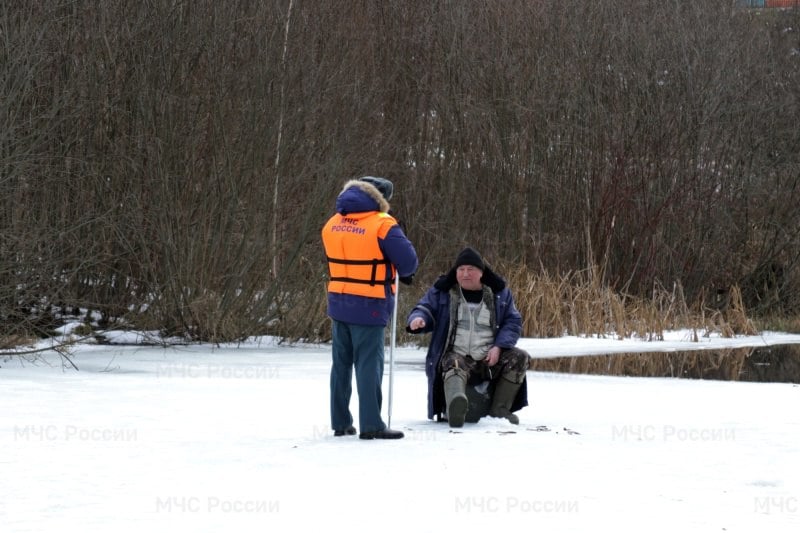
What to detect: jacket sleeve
<box><xmin>494</xmin><ymin>289</ymin><xmax>523</xmax><ymax>348</ymax></box>
<box><xmin>405</xmin><ymin>287</ymin><xmax>439</xmax><ymax>333</ymax></box>
<box><xmin>380</xmin><ymin>224</ymin><xmax>418</xmax><ymax>278</ymax></box>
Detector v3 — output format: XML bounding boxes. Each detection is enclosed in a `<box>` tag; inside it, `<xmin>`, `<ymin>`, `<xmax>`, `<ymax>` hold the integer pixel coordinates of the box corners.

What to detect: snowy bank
<box><xmin>1</xmin><ymin>334</ymin><xmax>799</xmax><ymax>532</ymax></box>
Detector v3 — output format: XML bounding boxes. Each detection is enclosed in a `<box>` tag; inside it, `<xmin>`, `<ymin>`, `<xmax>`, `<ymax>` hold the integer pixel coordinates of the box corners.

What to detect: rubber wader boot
<box><xmin>443</xmin><ymin>371</ymin><xmax>468</xmax><ymax>428</ymax></box>
<box><xmin>490</xmin><ymin>377</ymin><xmax>522</xmax><ymax>425</ymax></box>
<box><xmin>464</xmin><ymin>380</ymin><xmax>492</xmax><ymax>423</ymax></box>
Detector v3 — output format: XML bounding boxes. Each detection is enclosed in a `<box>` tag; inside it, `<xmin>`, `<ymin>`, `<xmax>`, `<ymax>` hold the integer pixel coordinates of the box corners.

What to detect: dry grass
<box><xmin>503</xmin><ymin>263</ymin><xmax>758</xmax><ymax>341</ymax></box>
<box><xmin>496</xmin><ymin>263</ymin><xmax>773</xmax><ymax>380</ymax></box>
<box><xmin>0</xmin><ymin>334</ymin><xmax>38</xmax><ymax>351</ymax></box>
<box><xmin>754</xmin><ymin>315</ymin><xmax>800</xmax><ymax>334</ymax></box>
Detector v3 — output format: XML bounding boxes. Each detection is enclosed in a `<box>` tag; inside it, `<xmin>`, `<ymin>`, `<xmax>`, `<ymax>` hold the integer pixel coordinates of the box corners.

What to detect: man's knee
<box><xmin>500</xmin><ymin>348</ymin><xmax>530</xmax><ymax>383</ymax></box>
<box><xmin>444</xmin><ymin>368</ymin><xmax>468</xmax><ymax>382</ymax></box>
<box><xmin>440</xmin><ymin>351</ymin><xmax>471</xmax><ymax>372</ymax></box>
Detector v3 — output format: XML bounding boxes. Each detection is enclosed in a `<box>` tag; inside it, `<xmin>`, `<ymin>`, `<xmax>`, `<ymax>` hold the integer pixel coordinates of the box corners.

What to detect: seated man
<box><xmin>406</xmin><ymin>247</ymin><xmax>530</xmax><ymax>427</ymax></box>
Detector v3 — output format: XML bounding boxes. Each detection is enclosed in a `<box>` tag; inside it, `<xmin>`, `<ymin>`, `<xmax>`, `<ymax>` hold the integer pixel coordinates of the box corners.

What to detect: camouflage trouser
<box><xmin>439</xmin><ymin>347</ymin><xmax>529</xmax><ymax>385</ymax></box>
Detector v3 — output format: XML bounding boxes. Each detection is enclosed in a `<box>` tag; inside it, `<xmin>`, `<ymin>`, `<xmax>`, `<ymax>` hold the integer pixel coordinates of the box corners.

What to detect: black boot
<box><xmin>334</xmin><ymin>426</ymin><xmax>356</xmax><ymax>437</ymax></box>
<box><xmin>359</xmin><ymin>428</ymin><xmax>404</xmax><ymax>440</ymax></box>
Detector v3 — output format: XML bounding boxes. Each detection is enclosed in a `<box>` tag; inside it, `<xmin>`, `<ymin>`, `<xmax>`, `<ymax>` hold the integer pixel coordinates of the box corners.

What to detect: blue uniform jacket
<box><xmin>324</xmin><ymin>185</ymin><xmax>418</xmax><ymax>327</ymax></box>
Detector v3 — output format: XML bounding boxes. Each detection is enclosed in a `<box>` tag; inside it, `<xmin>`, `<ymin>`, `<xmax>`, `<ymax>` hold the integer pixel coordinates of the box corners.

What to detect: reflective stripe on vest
<box><xmin>322</xmin><ymin>211</ymin><xmax>397</xmax><ymax>299</ymax></box>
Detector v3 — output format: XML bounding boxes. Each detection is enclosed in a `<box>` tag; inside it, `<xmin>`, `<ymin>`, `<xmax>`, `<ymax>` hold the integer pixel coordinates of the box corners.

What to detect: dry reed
<box><xmin>503</xmin><ymin>263</ymin><xmax>758</xmax><ymax>341</ymax></box>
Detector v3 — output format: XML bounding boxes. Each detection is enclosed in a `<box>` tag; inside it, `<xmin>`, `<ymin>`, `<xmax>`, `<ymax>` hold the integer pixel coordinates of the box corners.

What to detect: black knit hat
<box><xmin>454</xmin><ymin>247</ymin><xmax>485</xmax><ymax>270</ymax></box>
<box><xmin>359</xmin><ymin>176</ymin><xmax>393</xmax><ymax>201</ymax></box>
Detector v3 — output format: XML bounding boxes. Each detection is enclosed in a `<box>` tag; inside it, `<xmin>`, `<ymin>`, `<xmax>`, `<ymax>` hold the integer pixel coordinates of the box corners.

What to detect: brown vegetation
<box><xmin>2</xmin><ymin>1</ymin><xmax>799</xmax><ymax>348</ymax></box>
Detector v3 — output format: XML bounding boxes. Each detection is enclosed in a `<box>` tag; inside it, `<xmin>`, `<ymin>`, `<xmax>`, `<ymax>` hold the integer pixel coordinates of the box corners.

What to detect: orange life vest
<box><xmin>322</xmin><ymin>211</ymin><xmax>397</xmax><ymax>299</ymax></box>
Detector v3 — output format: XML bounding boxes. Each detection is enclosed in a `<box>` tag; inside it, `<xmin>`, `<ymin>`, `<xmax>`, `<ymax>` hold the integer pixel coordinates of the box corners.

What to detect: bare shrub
<box><xmin>1</xmin><ymin>0</ymin><xmax>797</xmax><ymax>349</ymax></box>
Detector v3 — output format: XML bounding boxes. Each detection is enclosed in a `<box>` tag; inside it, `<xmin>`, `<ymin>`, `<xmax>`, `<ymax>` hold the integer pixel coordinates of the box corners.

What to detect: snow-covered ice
<box><xmin>2</xmin><ymin>332</ymin><xmax>799</xmax><ymax>532</ymax></box>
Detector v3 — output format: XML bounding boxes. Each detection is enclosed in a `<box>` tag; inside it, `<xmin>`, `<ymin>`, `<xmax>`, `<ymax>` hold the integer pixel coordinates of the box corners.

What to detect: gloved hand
<box><xmin>399</xmin><ymin>275</ymin><xmax>414</xmax><ymax>286</ymax></box>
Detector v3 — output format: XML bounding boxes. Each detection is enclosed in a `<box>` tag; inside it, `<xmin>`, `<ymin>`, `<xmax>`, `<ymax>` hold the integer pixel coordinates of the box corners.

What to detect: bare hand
<box><xmin>486</xmin><ymin>346</ymin><xmax>501</xmax><ymax>366</ymax></box>
<box><xmin>409</xmin><ymin>317</ymin><xmax>426</xmax><ymax>330</ymax></box>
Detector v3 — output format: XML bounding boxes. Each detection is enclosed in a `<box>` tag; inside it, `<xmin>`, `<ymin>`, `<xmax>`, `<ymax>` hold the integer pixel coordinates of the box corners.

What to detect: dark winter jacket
<box><xmin>322</xmin><ymin>181</ymin><xmax>418</xmax><ymax>327</ymax></box>
<box><xmin>406</xmin><ymin>266</ymin><xmax>529</xmax><ymax>420</ymax></box>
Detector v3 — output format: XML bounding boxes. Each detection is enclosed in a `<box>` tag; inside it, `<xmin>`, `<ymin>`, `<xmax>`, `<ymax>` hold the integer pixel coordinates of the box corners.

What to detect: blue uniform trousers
<box><xmin>330</xmin><ymin>319</ymin><xmax>387</xmax><ymax>434</ymax></box>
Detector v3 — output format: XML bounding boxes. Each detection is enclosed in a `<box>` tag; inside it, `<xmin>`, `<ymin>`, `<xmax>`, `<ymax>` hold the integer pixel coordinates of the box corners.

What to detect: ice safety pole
<box><xmin>388</xmin><ymin>275</ymin><xmax>400</xmax><ymax>428</ymax></box>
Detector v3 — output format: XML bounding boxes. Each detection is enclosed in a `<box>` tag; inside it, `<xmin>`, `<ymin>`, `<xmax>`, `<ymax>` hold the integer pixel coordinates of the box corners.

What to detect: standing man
<box><xmin>406</xmin><ymin>247</ymin><xmax>529</xmax><ymax>428</ymax></box>
<box><xmin>322</xmin><ymin>177</ymin><xmax>418</xmax><ymax>440</ymax></box>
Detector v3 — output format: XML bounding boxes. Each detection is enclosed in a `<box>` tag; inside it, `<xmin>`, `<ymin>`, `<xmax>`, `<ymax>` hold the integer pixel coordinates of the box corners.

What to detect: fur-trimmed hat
<box><xmin>359</xmin><ymin>176</ymin><xmax>393</xmax><ymax>201</ymax></box>
<box><xmin>454</xmin><ymin>247</ymin><xmax>485</xmax><ymax>270</ymax></box>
